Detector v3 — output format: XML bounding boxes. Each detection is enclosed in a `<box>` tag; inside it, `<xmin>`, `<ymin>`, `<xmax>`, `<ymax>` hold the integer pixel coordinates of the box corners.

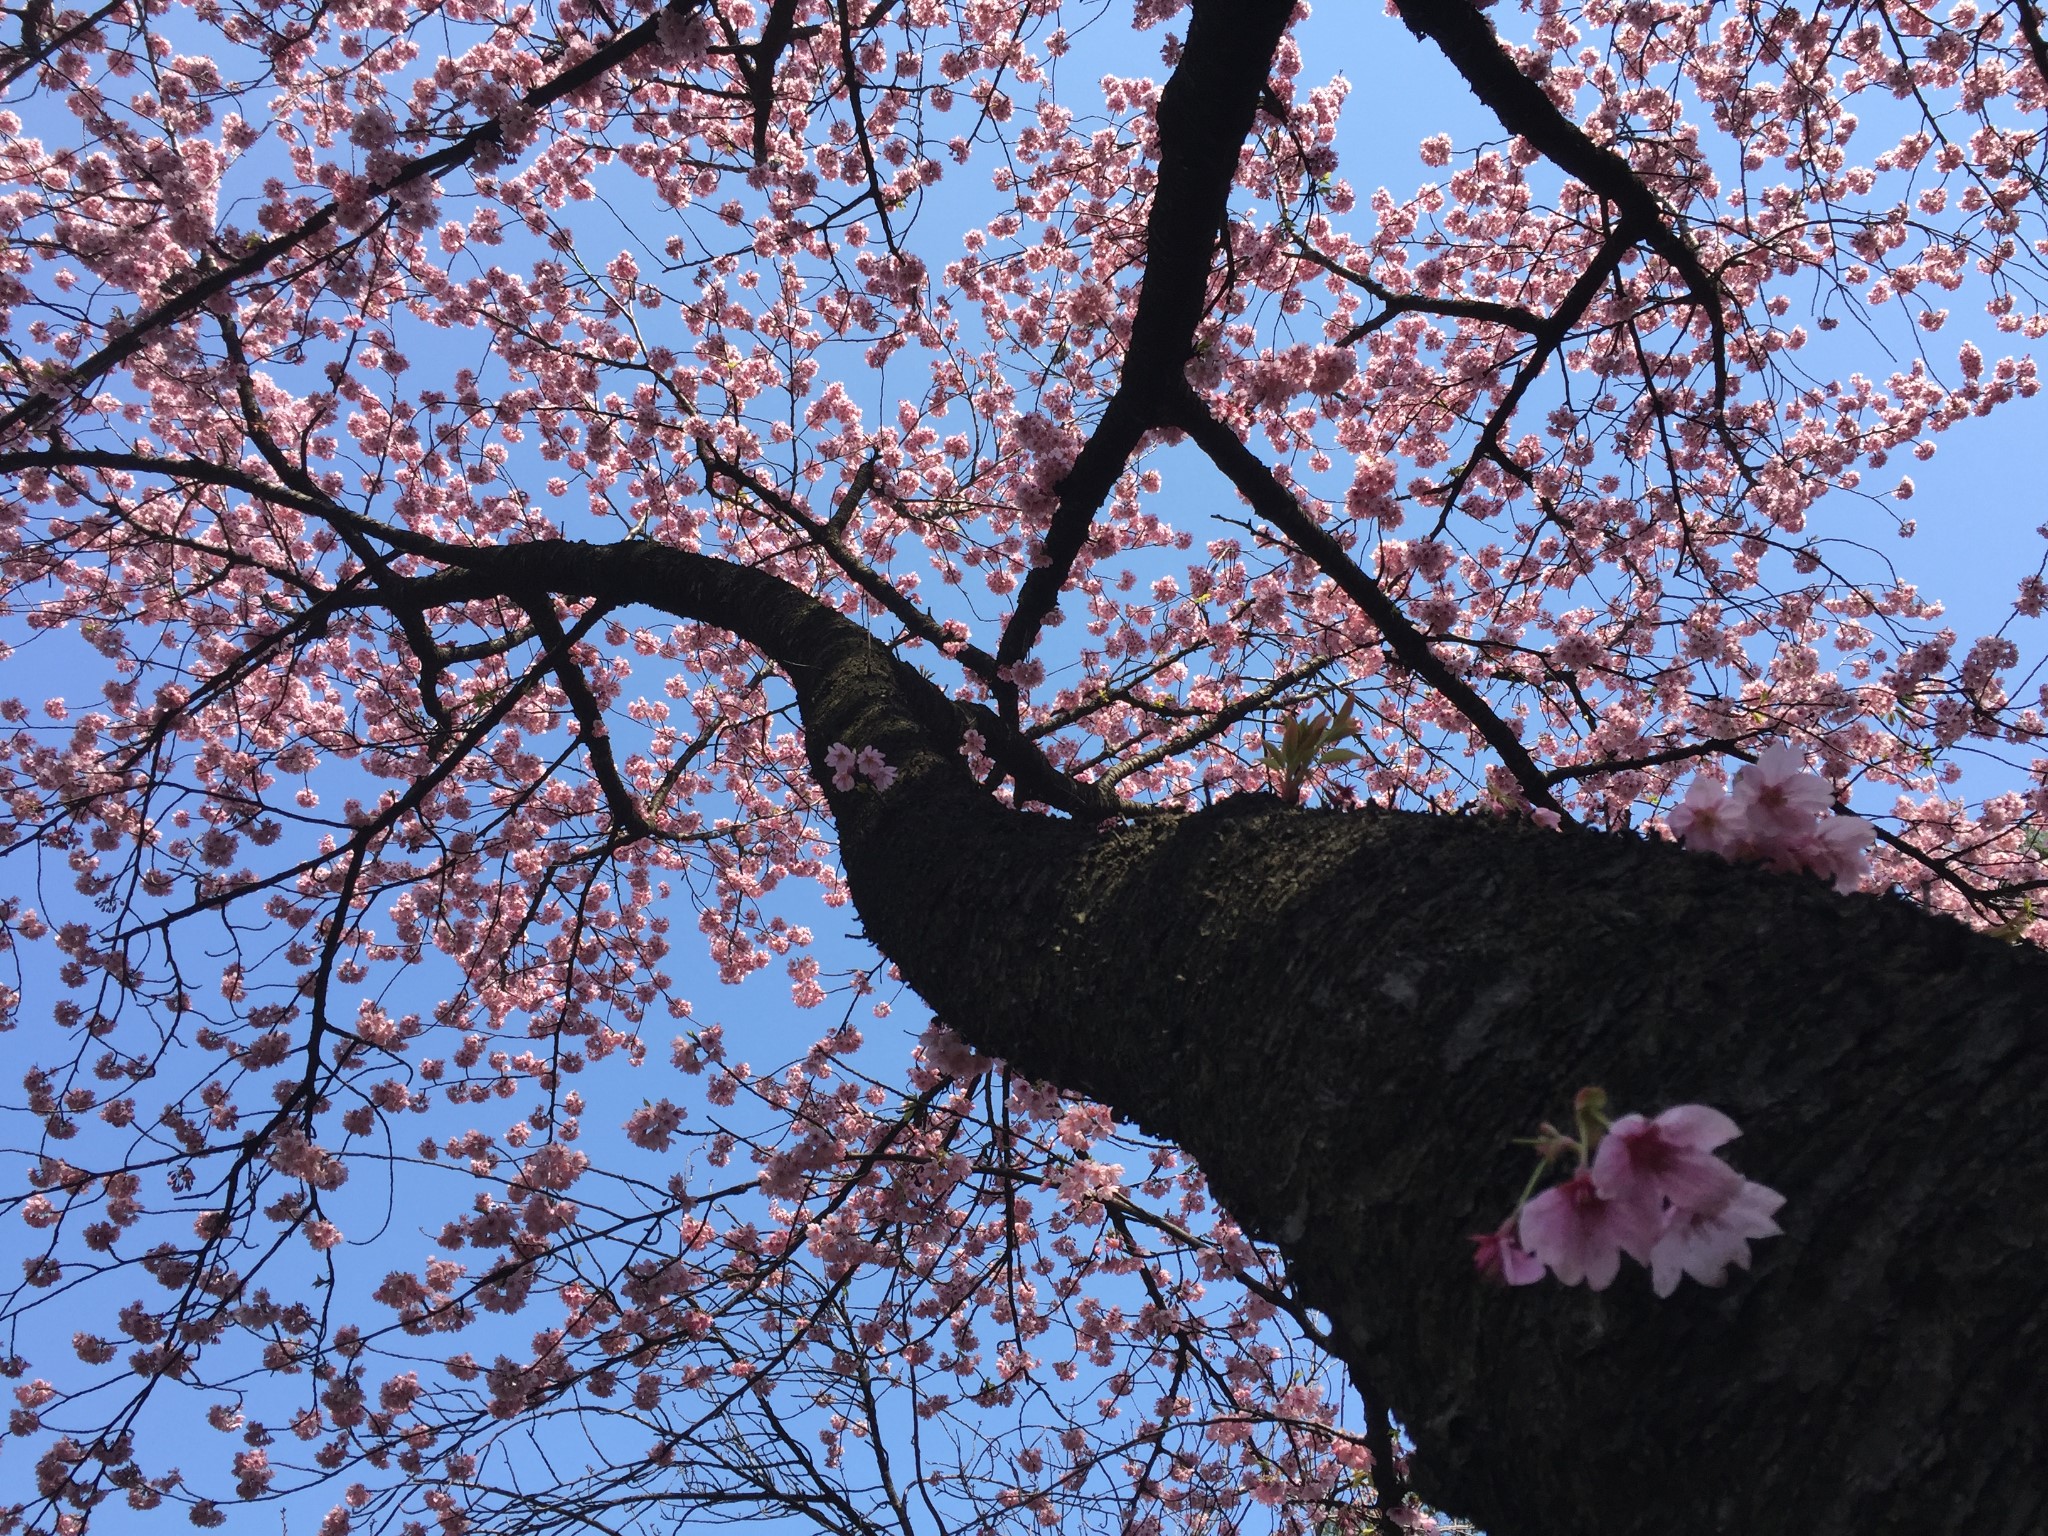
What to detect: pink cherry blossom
<box><xmin>916</xmin><ymin>1023</ymin><xmax>991</xmax><ymax>1083</ymax></box>
<box><xmin>1517</xmin><ymin>1172</ymin><xmax>1657</xmax><ymax>1291</ymax></box>
<box><xmin>0</xmin><ymin>0</ymin><xmax>2043</xmax><ymax>1522</ymax></box>
<box><xmin>1729</xmin><ymin>747</ymin><xmax>1835</xmax><ymax>840</ymax></box>
<box><xmin>1471</xmin><ymin>1217</ymin><xmax>1546</xmax><ymax>1286</ymax></box>
<box><xmin>1649</xmin><ymin>1180</ymin><xmax>1788</xmax><ymax>1298</ymax></box>
<box><xmin>1667</xmin><ymin>751</ymin><xmax>1875</xmax><ymax>893</ymax></box>
<box><xmin>824</xmin><ymin>742</ymin><xmax>858</xmax><ymax>792</ymax></box>
<box><xmin>1592</xmin><ymin>1106</ymin><xmax>1745</xmax><ymax>1221</ymax></box>
<box><xmin>1491</xmin><ymin>1097</ymin><xmax>1784</xmax><ymax>1297</ymax></box>
<box><xmin>1805</xmin><ymin>813</ymin><xmax>1880</xmax><ymax>894</ymax></box>
<box><xmin>623</xmin><ymin>1100</ymin><xmax>686</xmax><ymax>1152</ymax></box>
<box><xmin>855</xmin><ymin>745</ymin><xmax>896</xmax><ymax>791</ymax></box>
<box><xmin>1666</xmin><ymin>777</ymin><xmax>1740</xmax><ymax>857</ymax></box>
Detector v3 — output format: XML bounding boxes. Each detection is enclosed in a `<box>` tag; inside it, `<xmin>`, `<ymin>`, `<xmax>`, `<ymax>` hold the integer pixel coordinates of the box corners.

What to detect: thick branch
<box><xmin>0</xmin><ymin>0</ymin><xmax>122</xmax><ymax>92</ymax></box>
<box><xmin>524</xmin><ymin>600</ymin><xmax>650</xmax><ymax>839</ymax></box>
<box><xmin>739</xmin><ymin>0</ymin><xmax>804</xmax><ymax>162</ymax></box>
<box><xmin>2017</xmin><ymin>0</ymin><xmax>2048</xmax><ymax>93</ymax></box>
<box><xmin>994</xmin><ymin>0</ymin><xmax>1296</xmax><ymax>700</ymax></box>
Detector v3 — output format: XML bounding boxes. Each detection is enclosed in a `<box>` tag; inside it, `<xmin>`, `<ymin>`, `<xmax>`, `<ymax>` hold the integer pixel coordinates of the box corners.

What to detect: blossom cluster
<box><xmin>823</xmin><ymin>742</ymin><xmax>897</xmax><ymax>793</ymax></box>
<box><xmin>1666</xmin><ymin>746</ymin><xmax>1875</xmax><ymax>893</ymax></box>
<box><xmin>1474</xmin><ymin>1091</ymin><xmax>1784</xmax><ymax>1297</ymax></box>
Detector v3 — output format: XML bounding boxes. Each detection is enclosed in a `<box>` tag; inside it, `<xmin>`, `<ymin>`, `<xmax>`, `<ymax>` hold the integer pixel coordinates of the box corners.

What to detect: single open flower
<box><xmin>1728</xmin><ymin>745</ymin><xmax>1833</xmax><ymax>839</ymax></box>
<box><xmin>1518</xmin><ymin>1171</ymin><xmax>1656</xmax><ymax>1290</ymax></box>
<box><xmin>1649</xmin><ymin>1178</ymin><xmax>1787</xmax><ymax>1297</ymax></box>
<box><xmin>1667</xmin><ymin>776</ymin><xmax>1738</xmax><ymax>856</ymax></box>
<box><xmin>1592</xmin><ymin>1105</ymin><xmax>1745</xmax><ymax>1221</ymax></box>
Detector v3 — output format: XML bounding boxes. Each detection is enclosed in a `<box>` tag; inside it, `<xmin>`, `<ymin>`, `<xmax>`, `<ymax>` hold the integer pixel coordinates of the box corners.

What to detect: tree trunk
<box><xmin>471</xmin><ymin>532</ymin><xmax>2048</xmax><ymax>1536</ymax></box>
<box><xmin>844</xmin><ymin>764</ymin><xmax>2048</xmax><ymax>1536</ymax></box>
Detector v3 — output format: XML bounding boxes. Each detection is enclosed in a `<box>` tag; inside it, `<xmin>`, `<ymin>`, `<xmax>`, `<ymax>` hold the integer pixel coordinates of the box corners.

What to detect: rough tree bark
<box><xmin>428</xmin><ymin>535</ymin><xmax>2048</xmax><ymax>1536</ymax></box>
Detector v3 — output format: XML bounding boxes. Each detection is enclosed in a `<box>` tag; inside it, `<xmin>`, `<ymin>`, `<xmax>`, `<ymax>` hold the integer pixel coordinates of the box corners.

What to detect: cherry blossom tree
<box><xmin>1</xmin><ymin>0</ymin><xmax>2046</xmax><ymax>1532</ymax></box>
